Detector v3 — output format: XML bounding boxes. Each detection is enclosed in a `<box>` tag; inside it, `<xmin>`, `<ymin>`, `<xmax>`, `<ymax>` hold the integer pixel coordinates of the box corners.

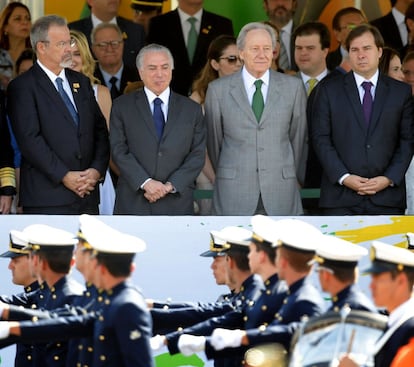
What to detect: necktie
<box><xmin>362</xmin><ymin>81</ymin><xmax>373</xmax><ymax>126</ymax></box>
<box><xmin>187</xmin><ymin>17</ymin><xmax>198</xmax><ymax>64</ymax></box>
<box><xmin>153</xmin><ymin>97</ymin><xmax>165</xmax><ymax>140</ymax></box>
<box><xmin>307</xmin><ymin>78</ymin><xmax>318</xmax><ymax>96</ymax></box>
<box><xmin>252</xmin><ymin>79</ymin><xmax>264</xmax><ymax>122</ymax></box>
<box><xmin>55</xmin><ymin>77</ymin><xmax>79</xmax><ymax>126</ymax></box>
<box><xmin>109</xmin><ymin>76</ymin><xmax>120</xmax><ymax>100</ymax></box>
<box><xmin>278</xmin><ymin>30</ymin><xmax>290</xmax><ymax>70</ymax></box>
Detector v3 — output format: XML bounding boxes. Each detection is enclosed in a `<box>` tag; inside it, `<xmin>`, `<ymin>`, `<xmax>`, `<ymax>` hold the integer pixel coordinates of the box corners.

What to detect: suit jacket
<box><xmin>7</xmin><ymin>64</ymin><xmax>109</xmax><ymax>211</ymax></box>
<box><xmin>326</xmin><ymin>46</ymin><xmax>342</xmax><ymax>71</ymax></box>
<box><xmin>110</xmin><ymin>88</ymin><xmax>206</xmax><ymax>215</ymax></box>
<box><xmin>94</xmin><ymin>64</ymin><xmax>139</xmax><ymax>98</ymax></box>
<box><xmin>205</xmin><ymin>70</ymin><xmax>307</xmax><ymax>216</ymax></box>
<box><xmin>147</xmin><ymin>9</ymin><xmax>233</xmax><ymax>96</ymax></box>
<box><xmin>371</xmin><ymin>12</ymin><xmax>404</xmax><ymax>53</ymax></box>
<box><xmin>69</xmin><ymin>16</ymin><xmax>145</xmax><ymax>70</ymax></box>
<box><xmin>311</xmin><ymin>72</ymin><xmax>414</xmax><ymax>210</ymax></box>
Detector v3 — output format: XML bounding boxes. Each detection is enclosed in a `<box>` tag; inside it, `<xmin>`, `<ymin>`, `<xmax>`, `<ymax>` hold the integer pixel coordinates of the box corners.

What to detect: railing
<box><xmin>193</xmin><ymin>188</ymin><xmax>320</xmax><ymax>200</ymax></box>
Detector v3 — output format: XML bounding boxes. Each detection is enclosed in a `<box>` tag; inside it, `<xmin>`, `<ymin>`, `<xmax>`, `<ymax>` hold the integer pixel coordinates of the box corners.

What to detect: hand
<box><xmin>0</xmin><ymin>322</ymin><xmax>10</xmax><ymax>339</ymax></box>
<box><xmin>0</xmin><ymin>196</ymin><xmax>12</xmax><ymax>214</ymax></box>
<box><xmin>150</xmin><ymin>334</ymin><xmax>166</xmax><ymax>351</ymax></box>
<box><xmin>143</xmin><ymin>179</ymin><xmax>169</xmax><ymax>203</ymax></box>
<box><xmin>178</xmin><ymin>334</ymin><xmax>206</xmax><ymax>356</ymax></box>
<box><xmin>77</xmin><ymin>168</ymin><xmax>101</xmax><ymax>196</ymax></box>
<box><xmin>342</xmin><ymin>175</ymin><xmax>370</xmax><ymax>194</ymax></box>
<box><xmin>356</xmin><ymin>176</ymin><xmax>392</xmax><ymax>196</ymax></box>
<box><xmin>338</xmin><ymin>354</ymin><xmax>360</xmax><ymax>367</ymax></box>
<box><xmin>210</xmin><ymin>328</ymin><xmax>245</xmax><ymax>351</ymax></box>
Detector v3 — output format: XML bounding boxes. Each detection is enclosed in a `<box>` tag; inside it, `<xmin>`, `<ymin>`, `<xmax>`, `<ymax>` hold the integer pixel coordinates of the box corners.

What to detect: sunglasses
<box><xmin>219</xmin><ymin>55</ymin><xmax>241</xmax><ymax>64</ymax></box>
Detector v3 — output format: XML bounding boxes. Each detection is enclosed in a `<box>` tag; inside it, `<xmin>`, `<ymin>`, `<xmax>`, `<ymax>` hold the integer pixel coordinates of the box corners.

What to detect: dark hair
<box><xmin>96</xmin><ymin>253</ymin><xmax>135</xmax><ymax>277</ymax></box>
<box><xmin>191</xmin><ymin>35</ymin><xmax>237</xmax><ymax>104</ymax></box>
<box><xmin>293</xmin><ymin>21</ymin><xmax>331</xmax><ymax>50</ymax></box>
<box><xmin>332</xmin><ymin>7</ymin><xmax>366</xmax><ymax>31</ymax></box>
<box><xmin>0</xmin><ymin>2</ymin><xmax>31</xmax><ymax>50</ymax></box>
<box><xmin>252</xmin><ymin>241</ymin><xmax>277</xmax><ymax>263</ymax></box>
<box><xmin>379</xmin><ymin>47</ymin><xmax>400</xmax><ymax>75</ymax></box>
<box><xmin>406</xmin><ymin>2</ymin><xmax>414</xmax><ymax>22</ymax></box>
<box><xmin>36</xmin><ymin>248</ymin><xmax>74</xmax><ymax>274</ymax></box>
<box><xmin>227</xmin><ymin>247</ymin><xmax>250</xmax><ymax>272</ymax></box>
<box><xmin>403</xmin><ymin>50</ymin><xmax>414</xmax><ymax>65</ymax></box>
<box><xmin>15</xmin><ymin>48</ymin><xmax>35</xmax><ymax>75</ymax></box>
<box><xmin>330</xmin><ymin>265</ymin><xmax>356</xmax><ymax>283</ymax></box>
<box><xmin>279</xmin><ymin>246</ymin><xmax>314</xmax><ymax>273</ymax></box>
<box><xmin>345</xmin><ymin>24</ymin><xmax>384</xmax><ymax>52</ymax></box>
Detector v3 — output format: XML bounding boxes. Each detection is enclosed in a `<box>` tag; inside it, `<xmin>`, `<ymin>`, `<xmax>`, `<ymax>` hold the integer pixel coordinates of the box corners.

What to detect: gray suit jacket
<box><xmin>110</xmin><ymin>89</ymin><xmax>205</xmax><ymax>215</ymax></box>
<box><xmin>205</xmin><ymin>70</ymin><xmax>307</xmax><ymax>215</ymax></box>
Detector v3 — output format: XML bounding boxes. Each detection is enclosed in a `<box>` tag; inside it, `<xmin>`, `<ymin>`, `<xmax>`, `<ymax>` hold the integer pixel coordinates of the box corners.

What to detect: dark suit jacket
<box><xmin>7</xmin><ymin>64</ymin><xmax>109</xmax><ymax>212</ymax></box>
<box><xmin>69</xmin><ymin>16</ymin><xmax>145</xmax><ymax>70</ymax></box>
<box><xmin>371</xmin><ymin>12</ymin><xmax>404</xmax><ymax>53</ymax></box>
<box><xmin>311</xmin><ymin>71</ymin><xmax>414</xmax><ymax>210</ymax></box>
<box><xmin>147</xmin><ymin>9</ymin><xmax>233</xmax><ymax>96</ymax></box>
<box><xmin>326</xmin><ymin>46</ymin><xmax>342</xmax><ymax>71</ymax></box>
<box><xmin>110</xmin><ymin>88</ymin><xmax>206</xmax><ymax>215</ymax></box>
<box><xmin>94</xmin><ymin>64</ymin><xmax>139</xmax><ymax>98</ymax></box>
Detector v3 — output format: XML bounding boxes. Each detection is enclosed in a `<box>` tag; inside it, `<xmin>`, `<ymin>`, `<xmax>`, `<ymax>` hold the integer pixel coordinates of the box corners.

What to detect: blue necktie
<box><xmin>153</xmin><ymin>97</ymin><xmax>165</xmax><ymax>140</ymax></box>
<box><xmin>362</xmin><ymin>81</ymin><xmax>373</xmax><ymax>126</ymax></box>
<box><xmin>56</xmin><ymin>77</ymin><xmax>79</xmax><ymax>125</ymax></box>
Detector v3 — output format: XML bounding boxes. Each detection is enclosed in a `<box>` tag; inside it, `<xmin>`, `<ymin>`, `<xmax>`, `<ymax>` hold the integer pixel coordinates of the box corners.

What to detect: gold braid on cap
<box><xmin>28</xmin><ymin>243</ymin><xmax>41</xmax><ymax>251</ymax></box>
<box><xmin>77</xmin><ymin>230</ymin><xmax>93</xmax><ymax>250</ymax></box>
<box><xmin>398</xmin><ymin>264</ymin><xmax>404</xmax><ymax>271</ymax></box>
<box><xmin>252</xmin><ymin>232</ymin><xmax>265</xmax><ymax>243</ymax></box>
<box><xmin>8</xmin><ymin>239</ymin><xmax>28</xmax><ymax>255</ymax></box>
<box><xmin>369</xmin><ymin>246</ymin><xmax>376</xmax><ymax>261</ymax></box>
<box><xmin>313</xmin><ymin>255</ymin><xmax>324</xmax><ymax>264</ymax></box>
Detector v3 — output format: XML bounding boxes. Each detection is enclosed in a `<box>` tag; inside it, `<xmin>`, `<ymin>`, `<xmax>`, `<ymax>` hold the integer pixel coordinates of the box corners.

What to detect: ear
<box><xmin>130</xmin><ymin>262</ymin><xmax>136</xmax><ymax>274</ymax></box>
<box><xmin>210</xmin><ymin>59</ymin><xmax>220</xmax><ymax>71</ymax></box>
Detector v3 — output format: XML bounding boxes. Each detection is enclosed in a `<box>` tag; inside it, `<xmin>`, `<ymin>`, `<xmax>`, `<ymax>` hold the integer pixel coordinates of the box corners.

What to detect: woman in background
<box><xmin>379</xmin><ymin>47</ymin><xmax>404</xmax><ymax>82</ymax></box>
<box><xmin>190</xmin><ymin>35</ymin><xmax>242</xmax><ymax>215</ymax></box>
<box><xmin>69</xmin><ymin>30</ymin><xmax>115</xmax><ymax>215</ymax></box>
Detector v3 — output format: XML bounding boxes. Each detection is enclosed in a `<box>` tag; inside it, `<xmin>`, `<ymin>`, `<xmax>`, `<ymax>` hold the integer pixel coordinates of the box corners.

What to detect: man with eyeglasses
<box><xmin>92</xmin><ymin>22</ymin><xmax>140</xmax><ymax>99</ymax></box>
<box><xmin>69</xmin><ymin>0</ymin><xmax>145</xmax><ymax>71</ymax></box>
<box><xmin>327</xmin><ymin>7</ymin><xmax>367</xmax><ymax>71</ymax></box>
<box><xmin>7</xmin><ymin>15</ymin><xmax>109</xmax><ymax>215</ymax></box>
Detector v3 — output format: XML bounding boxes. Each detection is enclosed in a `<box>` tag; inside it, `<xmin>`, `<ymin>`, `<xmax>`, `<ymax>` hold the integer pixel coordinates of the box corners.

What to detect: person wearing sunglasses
<box><xmin>190</xmin><ymin>35</ymin><xmax>242</xmax><ymax>215</ymax></box>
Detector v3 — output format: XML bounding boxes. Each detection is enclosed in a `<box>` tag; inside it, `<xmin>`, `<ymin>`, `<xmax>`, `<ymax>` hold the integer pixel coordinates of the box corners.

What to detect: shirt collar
<box><xmin>144</xmin><ymin>86</ymin><xmax>170</xmax><ymax>105</ymax></box>
<box><xmin>388</xmin><ymin>297</ymin><xmax>414</xmax><ymax>327</ymax></box>
<box><xmin>177</xmin><ymin>7</ymin><xmax>203</xmax><ymax>24</ymax></box>
<box><xmin>392</xmin><ymin>7</ymin><xmax>405</xmax><ymax>26</ymax></box>
<box><xmin>353</xmin><ymin>69</ymin><xmax>379</xmax><ymax>88</ymax></box>
<box><xmin>242</xmin><ymin>67</ymin><xmax>270</xmax><ymax>88</ymax></box>
<box><xmin>281</xmin><ymin>19</ymin><xmax>293</xmax><ymax>35</ymax></box>
<box><xmin>99</xmin><ymin>65</ymin><xmax>123</xmax><ymax>86</ymax></box>
<box><xmin>300</xmin><ymin>69</ymin><xmax>328</xmax><ymax>84</ymax></box>
<box><xmin>91</xmin><ymin>13</ymin><xmax>117</xmax><ymax>28</ymax></box>
<box><xmin>37</xmin><ymin>60</ymin><xmax>66</xmax><ymax>84</ymax></box>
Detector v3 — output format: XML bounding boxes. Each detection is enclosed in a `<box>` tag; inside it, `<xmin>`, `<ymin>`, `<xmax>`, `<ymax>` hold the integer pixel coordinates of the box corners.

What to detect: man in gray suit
<box><xmin>205</xmin><ymin>22</ymin><xmax>307</xmax><ymax>216</ymax></box>
<box><xmin>110</xmin><ymin>44</ymin><xmax>206</xmax><ymax>215</ymax></box>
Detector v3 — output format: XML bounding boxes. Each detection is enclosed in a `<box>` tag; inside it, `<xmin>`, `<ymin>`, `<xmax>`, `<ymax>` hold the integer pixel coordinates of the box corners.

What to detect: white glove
<box><xmin>178</xmin><ymin>334</ymin><xmax>206</xmax><ymax>356</ymax></box>
<box><xmin>210</xmin><ymin>328</ymin><xmax>244</xmax><ymax>351</ymax></box>
<box><xmin>0</xmin><ymin>322</ymin><xmax>10</xmax><ymax>339</ymax></box>
<box><xmin>150</xmin><ymin>334</ymin><xmax>165</xmax><ymax>351</ymax></box>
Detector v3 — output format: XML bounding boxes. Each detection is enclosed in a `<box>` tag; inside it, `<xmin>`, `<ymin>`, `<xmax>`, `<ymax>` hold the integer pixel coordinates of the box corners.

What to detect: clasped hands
<box><xmin>343</xmin><ymin>175</ymin><xmax>392</xmax><ymax>196</ymax></box>
<box><xmin>150</xmin><ymin>328</ymin><xmax>245</xmax><ymax>356</ymax></box>
<box><xmin>62</xmin><ymin>168</ymin><xmax>100</xmax><ymax>198</ymax></box>
<box><xmin>143</xmin><ymin>180</ymin><xmax>173</xmax><ymax>203</ymax></box>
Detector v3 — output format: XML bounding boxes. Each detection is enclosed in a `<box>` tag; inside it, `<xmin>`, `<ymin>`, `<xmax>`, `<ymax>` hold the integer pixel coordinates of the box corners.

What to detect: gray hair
<box><xmin>136</xmin><ymin>44</ymin><xmax>174</xmax><ymax>70</ymax></box>
<box><xmin>237</xmin><ymin>22</ymin><xmax>276</xmax><ymax>51</ymax></box>
<box><xmin>91</xmin><ymin>23</ymin><xmax>123</xmax><ymax>45</ymax></box>
<box><xmin>30</xmin><ymin>15</ymin><xmax>67</xmax><ymax>51</ymax></box>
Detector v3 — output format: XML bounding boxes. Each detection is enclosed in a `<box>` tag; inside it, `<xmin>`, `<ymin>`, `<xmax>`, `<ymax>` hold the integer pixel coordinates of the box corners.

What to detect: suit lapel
<box><xmin>344</xmin><ymin>72</ymin><xmax>367</xmax><ymax>132</ymax></box>
<box><xmin>229</xmin><ymin>73</ymin><xmax>257</xmax><ymax>125</ymax></box>
<box><xmin>66</xmin><ymin>70</ymin><xmax>84</xmax><ymax>127</ymax></box>
<box><xmin>260</xmin><ymin>71</ymin><xmax>282</xmax><ymax>124</ymax></box>
<box><xmin>369</xmin><ymin>75</ymin><xmax>389</xmax><ymax>133</ymax></box>
<box><xmin>135</xmin><ymin>90</ymin><xmax>159</xmax><ymax>141</ymax></box>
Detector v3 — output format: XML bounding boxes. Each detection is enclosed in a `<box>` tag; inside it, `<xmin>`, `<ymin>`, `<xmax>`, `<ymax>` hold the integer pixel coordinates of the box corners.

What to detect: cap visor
<box><xmin>0</xmin><ymin>250</ymin><xmax>22</xmax><ymax>258</ymax></box>
<box><xmin>362</xmin><ymin>263</ymin><xmax>393</xmax><ymax>274</ymax></box>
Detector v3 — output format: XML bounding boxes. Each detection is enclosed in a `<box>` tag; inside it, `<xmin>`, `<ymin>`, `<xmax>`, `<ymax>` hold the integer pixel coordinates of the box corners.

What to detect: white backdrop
<box><xmin>0</xmin><ymin>215</ymin><xmax>412</xmax><ymax>366</ymax></box>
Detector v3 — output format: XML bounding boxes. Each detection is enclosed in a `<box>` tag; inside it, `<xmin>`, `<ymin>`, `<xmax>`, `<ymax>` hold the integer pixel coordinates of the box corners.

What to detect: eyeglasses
<box><xmin>338</xmin><ymin>24</ymin><xmax>359</xmax><ymax>31</ymax></box>
<box><xmin>219</xmin><ymin>55</ymin><xmax>241</xmax><ymax>64</ymax></box>
<box><xmin>94</xmin><ymin>40</ymin><xmax>123</xmax><ymax>49</ymax></box>
<box><xmin>40</xmin><ymin>39</ymin><xmax>76</xmax><ymax>49</ymax></box>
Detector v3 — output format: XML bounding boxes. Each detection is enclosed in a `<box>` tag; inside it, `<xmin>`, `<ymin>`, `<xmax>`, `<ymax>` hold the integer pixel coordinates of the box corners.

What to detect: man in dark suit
<box><xmin>91</xmin><ymin>23</ymin><xmax>140</xmax><ymax>99</ymax></box>
<box><xmin>69</xmin><ymin>0</ymin><xmax>145</xmax><ymax>70</ymax></box>
<box><xmin>371</xmin><ymin>0</ymin><xmax>413</xmax><ymax>55</ymax></box>
<box><xmin>7</xmin><ymin>15</ymin><xmax>109</xmax><ymax>215</ymax></box>
<box><xmin>110</xmin><ymin>44</ymin><xmax>205</xmax><ymax>215</ymax></box>
<box><xmin>327</xmin><ymin>7</ymin><xmax>366</xmax><ymax>71</ymax></box>
<box><xmin>147</xmin><ymin>0</ymin><xmax>233</xmax><ymax>96</ymax></box>
<box><xmin>311</xmin><ymin>24</ymin><xmax>414</xmax><ymax>215</ymax></box>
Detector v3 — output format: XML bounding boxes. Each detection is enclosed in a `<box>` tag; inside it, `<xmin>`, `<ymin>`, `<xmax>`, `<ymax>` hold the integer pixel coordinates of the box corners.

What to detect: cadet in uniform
<box><xmin>0</xmin><ymin>217</ymin><xmax>155</xmax><ymax>367</ymax></box>
<box><xmin>174</xmin><ymin>219</ymin><xmax>325</xmax><ymax>360</ymax></box>
<box><xmin>312</xmin><ymin>234</ymin><xmax>377</xmax><ymax>312</ymax></box>
<box><xmin>339</xmin><ymin>241</ymin><xmax>414</xmax><ymax>367</ymax></box>
<box><xmin>0</xmin><ymin>230</ymin><xmax>39</xmax><ymax>366</ymax></box>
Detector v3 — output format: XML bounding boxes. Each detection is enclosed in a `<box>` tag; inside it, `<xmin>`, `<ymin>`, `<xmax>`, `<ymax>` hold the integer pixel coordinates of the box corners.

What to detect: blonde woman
<box><xmin>69</xmin><ymin>30</ymin><xmax>115</xmax><ymax>215</ymax></box>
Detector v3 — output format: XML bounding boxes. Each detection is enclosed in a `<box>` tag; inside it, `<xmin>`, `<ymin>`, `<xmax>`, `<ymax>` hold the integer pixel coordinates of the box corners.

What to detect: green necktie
<box><xmin>252</xmin><ymin>79</ymin><xmax>264</xmax><ymax>122</ymax></box>
<box><xmin>187</xmin><ymin>17</ymin><xmax>197</xmax><ymax>63</ymax></box>
<box><xmin>307</xmin><ymin>78</ymin><xmax>318</xmax><ymax>96</ymax></box>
